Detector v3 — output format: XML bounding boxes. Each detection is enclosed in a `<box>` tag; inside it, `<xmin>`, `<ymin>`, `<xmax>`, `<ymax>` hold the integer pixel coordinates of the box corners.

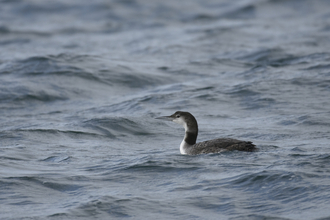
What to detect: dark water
<box><xmin>1</xmin><ymin>0</ymin><xmax>330</xmax><ymax>219</ymax></box>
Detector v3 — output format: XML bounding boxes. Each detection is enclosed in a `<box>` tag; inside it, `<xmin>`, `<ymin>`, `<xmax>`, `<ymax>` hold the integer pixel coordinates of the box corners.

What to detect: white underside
<box><xmin>180</xmin><ymin>140</ymin><xmax>191</xmax><ymax>155</ymax></box>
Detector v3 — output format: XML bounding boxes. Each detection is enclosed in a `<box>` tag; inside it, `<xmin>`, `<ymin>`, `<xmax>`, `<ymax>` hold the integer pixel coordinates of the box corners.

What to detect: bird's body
<box><xmin>156</xmin><ymin>111</ymin><xmax>257</xmax><ymax>155</ymax></box>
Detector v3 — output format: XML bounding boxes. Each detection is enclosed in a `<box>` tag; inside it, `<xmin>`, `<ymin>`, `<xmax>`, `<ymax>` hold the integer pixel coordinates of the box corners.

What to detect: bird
<box><xmin>156</xmin><ymin>111</ymin><xmax>257</xmax><ymax>155</ymax></box>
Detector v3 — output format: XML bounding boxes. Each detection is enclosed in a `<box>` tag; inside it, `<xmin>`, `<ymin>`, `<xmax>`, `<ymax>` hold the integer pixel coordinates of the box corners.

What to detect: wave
<box><xmin>233</xmin><ymin>49</ymin><xmax>330</xmax><ymax>68</ymax></box>
<box><xmin>64</xmin><ymin>195</ymin><xmax>161</xmax><ymax>219</ymax></box>
<box><xmin>4</xmin><ymin>175</ymin><xmax>83</xmax><ymax>193</ymax></box>
<box><xmin>82</xmin><ymin>117</ymin><xmax>155</xmax><ymax>137</ymax></box>
<box><xmin>0</xmin><ymin>54</ymin><xmax>170</xmax><ymax>108</ymax></box>
<box><xmin>122</xmin><ymin>159</ymin><xmax>200</xmax><ymax>173</ymax></box>
<box><xmin>15</xmin><ymin>128</ymin><xmax>102</xmax><ymax>138</ymax></box>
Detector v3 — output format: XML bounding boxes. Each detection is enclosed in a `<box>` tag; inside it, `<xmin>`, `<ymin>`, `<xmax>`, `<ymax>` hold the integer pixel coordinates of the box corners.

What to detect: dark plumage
<box><xmin>187</xmin><ymin>138</ymin><xmax>256</xmax><ymax>155</ymax></box>
<box><xmin>156</xmin><ymin>111</ymin><xmax>257</xmax><ymax>155</ymax></box>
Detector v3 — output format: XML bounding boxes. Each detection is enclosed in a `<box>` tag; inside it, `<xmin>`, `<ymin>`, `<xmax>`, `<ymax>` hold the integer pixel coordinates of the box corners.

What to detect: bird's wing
<box><xmin>189</xmin><ymin>138</ymin><xmax>256</xmax><ymax>155</ymax></box>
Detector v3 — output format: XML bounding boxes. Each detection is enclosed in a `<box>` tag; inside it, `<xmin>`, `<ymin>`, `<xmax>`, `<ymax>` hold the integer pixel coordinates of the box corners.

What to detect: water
<box><xmin>1</xmin><ymin>0</ymin><xmax>330</xmax><ymax>219</ymax></box>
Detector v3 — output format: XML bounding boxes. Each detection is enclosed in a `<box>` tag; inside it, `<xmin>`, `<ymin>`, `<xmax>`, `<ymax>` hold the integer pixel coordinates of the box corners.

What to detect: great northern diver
<box><xmin>156</xmin><ymin>111</ymin><xmax>256</xmax><ymax>155</ymax></box>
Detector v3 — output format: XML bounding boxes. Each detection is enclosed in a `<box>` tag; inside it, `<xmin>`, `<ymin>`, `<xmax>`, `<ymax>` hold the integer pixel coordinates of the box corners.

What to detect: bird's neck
<box><xmin>182</xmin><ymin>118</ymin><xmax>198</xmax><ymax>145</ymax></box>
<box><xmin>180</xmin><ymin>131</ymin><xmax>197</xmax><ymax>155</ymax></box>
<box><xmin>184</xmin><ymin>131</ymin><xmax>197</xmax><ymax>145</ymax></box>
<box><xmin>179</xmin><ymin>115</ymin><xmax>199</xmax><ymax>154</ymax></box>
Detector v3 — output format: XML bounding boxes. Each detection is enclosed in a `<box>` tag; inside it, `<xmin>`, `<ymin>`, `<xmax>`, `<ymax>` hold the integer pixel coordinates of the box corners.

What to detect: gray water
<box><xmin>1</xmin><ymin>0</ymin><xmax>330</xmax><ymax>219</ymax></box>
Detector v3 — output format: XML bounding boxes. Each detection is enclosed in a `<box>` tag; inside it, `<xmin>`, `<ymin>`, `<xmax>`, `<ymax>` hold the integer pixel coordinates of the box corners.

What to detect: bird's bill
<box><xmin>155</xmin><ymin>115</ymin><xmax>173</xmax><ymax>121</ymax></box>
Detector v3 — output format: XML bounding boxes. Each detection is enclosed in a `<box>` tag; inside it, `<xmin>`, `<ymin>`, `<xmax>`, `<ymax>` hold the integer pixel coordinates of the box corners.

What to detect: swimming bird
<box><xmin>156</xmin><ymin>111</ymin><xmax>256</xmax><ymax>155</ymax></box>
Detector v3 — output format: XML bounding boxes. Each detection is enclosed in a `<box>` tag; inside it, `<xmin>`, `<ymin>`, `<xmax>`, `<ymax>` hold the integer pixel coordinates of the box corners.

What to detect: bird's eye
<box><xmin>176</xmin><ymin>115</ymin><xmax>180</xmax><ymax>118</ymax></box>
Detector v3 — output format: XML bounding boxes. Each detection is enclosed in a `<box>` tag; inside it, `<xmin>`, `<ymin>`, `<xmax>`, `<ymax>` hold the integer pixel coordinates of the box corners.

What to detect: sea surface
<box><xmin>1</xmin><ymin>0</ymin><xmax>330</xmax><ymax>219</ymax></box>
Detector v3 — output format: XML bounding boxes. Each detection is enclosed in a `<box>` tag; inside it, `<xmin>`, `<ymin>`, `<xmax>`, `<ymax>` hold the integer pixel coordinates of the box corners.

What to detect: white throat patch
<box><xmin>173</xmin><ymin>117</ymin><xmax>188</xmax><ymax>131</ymax></box>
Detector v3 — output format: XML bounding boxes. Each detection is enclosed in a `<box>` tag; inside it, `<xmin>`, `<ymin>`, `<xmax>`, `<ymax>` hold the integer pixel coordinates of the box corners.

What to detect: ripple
<box><xmin>6</xmin><ymin>176</ymin><xmax>83</xmax><ymax>193</ymax></box>
<box><xmin>41</xmin><ymin>156</ymin><xmax>72</xmax><ymax>163</ymax></box>
<box><xmin>83</xmin><ymin>117</ymin><xmax>154</xmax><ymax>137</ymax></box>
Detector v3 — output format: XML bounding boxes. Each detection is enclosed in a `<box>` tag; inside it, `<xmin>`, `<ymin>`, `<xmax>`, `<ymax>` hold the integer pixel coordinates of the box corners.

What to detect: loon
<box><xmin>156</xmin><ymin>111</ymin><xmax>256</xmax><ymax>155</ymax></box>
